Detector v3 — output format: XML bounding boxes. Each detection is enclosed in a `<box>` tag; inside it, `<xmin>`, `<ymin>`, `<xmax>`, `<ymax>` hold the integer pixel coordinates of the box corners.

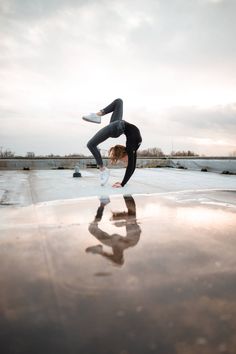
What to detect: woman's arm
<box><xmin>120</xmin><ymin>150</ymin><xmax>137</xmax><ymax>187</ymax></box>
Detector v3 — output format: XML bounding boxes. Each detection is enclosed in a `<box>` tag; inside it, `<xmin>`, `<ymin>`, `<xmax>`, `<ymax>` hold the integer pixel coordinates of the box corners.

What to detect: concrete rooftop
<box><xmin>0</xmin><ymin>167</ymin><xmax>236</xmax><ymax>206</ymax></box>
<box><xmin>0</xmin><ymin>168</ymin><xmax>236</xmax><ymax>354</ymax></box>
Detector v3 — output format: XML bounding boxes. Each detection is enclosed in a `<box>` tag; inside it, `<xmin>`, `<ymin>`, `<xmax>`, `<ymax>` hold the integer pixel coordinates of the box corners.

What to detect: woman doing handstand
<box><xmin>82</xmin><ymin>98</ymin><xmax>142</xmax><ymax>188</ymax></box>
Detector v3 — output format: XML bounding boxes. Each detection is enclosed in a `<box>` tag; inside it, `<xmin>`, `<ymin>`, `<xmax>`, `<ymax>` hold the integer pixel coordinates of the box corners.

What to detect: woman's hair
<box><xmin>108</xmin><ymin>145</ymin><xmax>127</xmax><ymax>164</ymax></box>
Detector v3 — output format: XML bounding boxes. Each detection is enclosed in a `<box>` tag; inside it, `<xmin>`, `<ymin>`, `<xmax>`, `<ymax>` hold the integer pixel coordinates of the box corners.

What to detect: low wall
<box><xmin>0</xmin><ymin>157</ymin><xmax>167</xmax><ymax>170</ymax></box>
<box><xmin>168</xmin><ymin>157</ymin><xmax>236</xmax><ymax>173</ymax></box>
<box><xmin>0</xmin><ymin>157</ymin><xmax>236</xmax><ymax>173</ymax></box>
<box><xmin>0</xmin><ymin>158</ymin><xmax>96</xmax><ymax>170</ymax></box>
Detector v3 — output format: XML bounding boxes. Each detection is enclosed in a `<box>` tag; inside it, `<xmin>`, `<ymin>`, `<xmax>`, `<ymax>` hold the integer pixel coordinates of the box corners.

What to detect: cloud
<box><xmin>165</xmin><ymin>104</ymin><xmax>236</xmax><ymax>143</ymax></box>
<box><xmin>0</xmin><ymin>0</ymin><xmax>236</xmax><ymax>155</ymax></box>
<box><xmin>0</xmin><ymin>0</ymin><xmax>90</xmax><ymax>20</ymax></box>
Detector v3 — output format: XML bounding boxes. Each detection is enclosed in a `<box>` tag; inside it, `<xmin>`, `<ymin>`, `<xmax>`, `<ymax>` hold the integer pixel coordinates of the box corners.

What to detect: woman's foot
<box><xmin>82</xmin><ymin>112</ymin><xmax>101</xmax><ymax>124</ymax></box>
<box><xmin>99</xmin><ymin>196</ymin><xmax>110</xmax><ymax>206</ymax></box>
<box><xmin>100</xmin><ymin>167</ymin><xmax>110</xmax><ymax>186</ymax></box>
<box><xmin>85</xmin><ymin>245</ymin><xmax>103</xmax><ymax>254</ymax></box>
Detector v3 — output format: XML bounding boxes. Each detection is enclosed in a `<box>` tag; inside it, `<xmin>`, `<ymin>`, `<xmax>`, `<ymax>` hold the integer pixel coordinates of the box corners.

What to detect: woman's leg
<box><xmin>100</xmin><ymin>98</ymin><xmax>123</xmax><ymax>123</ymax></box>
<box><xmin>87</xmin><ymin>123</ymin><xmax>117</xmax><ymax>167</ymax></box>
<box><xmin>87</xmin><ymin>120</ymin><xmax>125</xmax><ymax>167</ymax></box>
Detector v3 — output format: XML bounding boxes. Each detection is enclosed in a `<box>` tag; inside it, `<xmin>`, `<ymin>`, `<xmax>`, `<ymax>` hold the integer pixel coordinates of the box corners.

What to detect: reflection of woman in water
<box><xmin>86</xmin><ymin>195</ymin><xmax>141</xmax><ymax>266</ymax></box>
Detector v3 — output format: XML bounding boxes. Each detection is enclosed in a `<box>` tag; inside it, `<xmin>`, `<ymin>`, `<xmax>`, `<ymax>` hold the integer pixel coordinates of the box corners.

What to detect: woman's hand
<box><xmin>112</xmin><ymin>182</ymin><xmax>123</xmax><ymax>188</ymax></box>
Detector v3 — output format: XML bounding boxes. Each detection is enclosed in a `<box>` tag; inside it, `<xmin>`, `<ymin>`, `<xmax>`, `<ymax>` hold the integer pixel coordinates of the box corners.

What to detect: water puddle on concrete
<box><xmin>0</xmin><ymin>191</ymin><xmax>236</xmax><ymax>353</ymax></box>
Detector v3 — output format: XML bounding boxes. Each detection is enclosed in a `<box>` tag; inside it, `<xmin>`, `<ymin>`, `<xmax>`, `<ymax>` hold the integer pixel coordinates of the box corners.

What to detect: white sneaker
<box><xmin>85</xmin><ymin>245</ymin><xmax>103</xmax><ymax>254</ymax></box>
<box><xmin>100</xmin><ymin>168</ymin><xmax>110</xmax><ymax>186</ymax></box>
<box><xmin>99</xmin><ymin>196</ymin><xmax>110</xmax><ymax>205</ymax></box>
<box><xmin>82</xmin><ymin>113</ymin><xmax>101</xmax><ymax>124</ymax></box>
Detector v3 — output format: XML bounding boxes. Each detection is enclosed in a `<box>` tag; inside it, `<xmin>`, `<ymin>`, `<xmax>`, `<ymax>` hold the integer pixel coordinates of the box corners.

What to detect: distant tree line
<box><xmin>170</xmin><ymin>150</ymin><xmax>199</xmax><ymax>157</ymax></box>
<box><xmin>137</xmin><ymin>147</ymin><xmax>199</xmax><ymax>157</ymax></box>
<box><xmin>0</xmin><ymin>148</ymin><xmax>15</xmax><ymax>158</ymax></box>
<box><xmin>0</xmin><ymin>148</ymin><xmax>86</xmax><ymax>158</ymax></box>
<box><xmin>137</xmin><ymin>147</ymin><xmax>165</xmax><ymax>157</ymax></box>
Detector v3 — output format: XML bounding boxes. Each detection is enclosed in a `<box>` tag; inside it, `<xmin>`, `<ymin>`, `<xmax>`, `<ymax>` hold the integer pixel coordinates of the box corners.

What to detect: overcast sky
<box><xmin>1</xmin><ymin>0</ymin><xmax>236</xmax><ymax>156</ymax></box>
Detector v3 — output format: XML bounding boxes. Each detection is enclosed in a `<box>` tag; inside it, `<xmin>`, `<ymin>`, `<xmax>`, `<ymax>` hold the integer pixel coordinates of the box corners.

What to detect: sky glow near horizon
<box><xmin>0</xmin><ymin>0</ymin><xmax>236</xmax><ymax>156</ymax></box>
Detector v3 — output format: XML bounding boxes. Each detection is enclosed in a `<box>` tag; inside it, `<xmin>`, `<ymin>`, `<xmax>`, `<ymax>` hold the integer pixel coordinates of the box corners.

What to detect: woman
<box><xmin>86</xmin><ymin>195</ymin><xmax>141</xmax><ymax>265</ymax></box>
<box><xmin>83</xmin><ymin>98</ymin><xmax>142</xmax><ymax>187</ymax></box>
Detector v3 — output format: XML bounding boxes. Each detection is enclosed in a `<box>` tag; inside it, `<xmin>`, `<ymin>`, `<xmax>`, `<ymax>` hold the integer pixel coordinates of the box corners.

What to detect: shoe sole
<box><xmin>82</xmin><ymin>117</ymin><xmax>101</xmax><ymax>124</ymax></box>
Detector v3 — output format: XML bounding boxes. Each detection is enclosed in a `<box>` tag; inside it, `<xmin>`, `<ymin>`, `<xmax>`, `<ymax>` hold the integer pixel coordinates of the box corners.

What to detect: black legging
<box><xmin>101</xmin><ymin>98</ymin><xmax>123</xmax><ymax>122</ymax></box>
<box><xmin>87</xmin><ymin>98</ymin><xmax>124</xmax><ymax>167</ymax></box>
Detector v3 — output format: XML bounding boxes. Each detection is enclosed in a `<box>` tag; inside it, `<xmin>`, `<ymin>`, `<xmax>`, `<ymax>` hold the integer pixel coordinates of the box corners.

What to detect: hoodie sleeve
<box><xmin>121</xmin><ymin>149</ymin><xmax>137</xmax><ymax>187</ymax></box>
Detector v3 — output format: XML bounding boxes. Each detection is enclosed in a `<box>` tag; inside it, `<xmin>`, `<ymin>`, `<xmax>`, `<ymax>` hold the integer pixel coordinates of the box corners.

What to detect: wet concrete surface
<box><xmin>1</xmin><ymin>188</ymin><xmax>236</xmax><ymax>354</ymax></box>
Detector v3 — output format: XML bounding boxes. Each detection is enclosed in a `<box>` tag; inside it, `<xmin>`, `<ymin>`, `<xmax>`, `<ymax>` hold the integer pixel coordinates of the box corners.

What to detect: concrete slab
<box><xmin>1</xmin><ymin>169</ymin><xmax>236</xmax><ymax>353</ymax></box>
<box><xmin>0</xmin><ymin>168</ymin><xmax>235</xmax><ymax>206</ymax></box>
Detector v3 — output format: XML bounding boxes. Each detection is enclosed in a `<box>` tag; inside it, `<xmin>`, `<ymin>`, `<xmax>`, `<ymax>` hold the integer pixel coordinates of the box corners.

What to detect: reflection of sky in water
<box><xmin>0</xmin><ymin>192</ymin><xmax>236</xmax><ymax>353</ymax></box>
